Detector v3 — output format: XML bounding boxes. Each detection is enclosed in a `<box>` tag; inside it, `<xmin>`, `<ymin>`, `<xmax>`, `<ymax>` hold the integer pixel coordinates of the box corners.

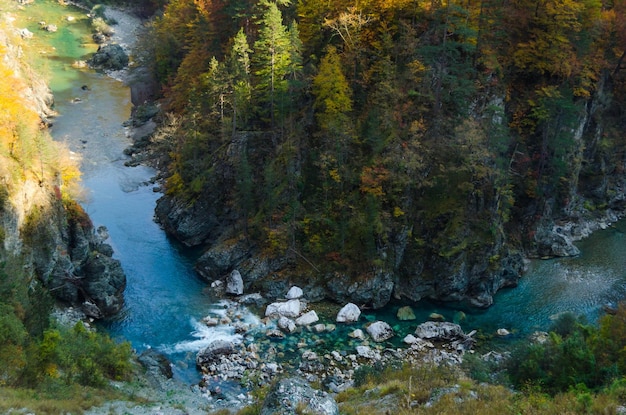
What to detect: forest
<box><xmin>144</xmin><ymin>0</ymin><xmax>626</xmax><ymax>307</ymax></box>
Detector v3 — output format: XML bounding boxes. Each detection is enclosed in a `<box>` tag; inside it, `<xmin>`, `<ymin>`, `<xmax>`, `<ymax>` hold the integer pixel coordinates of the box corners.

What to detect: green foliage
<box><xmin>507</xmin><ymin>310</ymin><xmax>626</xmax><ymax>395</ymax></box>
<box><xmin>21</xmin><ymin>323</ymin><xmax>133</xmax><ymax>388</ymax></box>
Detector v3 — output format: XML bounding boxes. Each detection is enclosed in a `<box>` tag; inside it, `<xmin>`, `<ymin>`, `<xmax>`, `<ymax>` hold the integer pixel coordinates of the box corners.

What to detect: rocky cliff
<box><xmin>145</xmin><ymin>1</ymin><xmax>626</xmax><ymax>311</ymax></box>
<box><xmin>0</xmin><ymin>19</ymin><xmax>126</xmax><ymax>319</ymax></box>
<box><xmin>151</xmin><ymin>69</ymin><xmax>626</xmax><ymax>311</ymax></box>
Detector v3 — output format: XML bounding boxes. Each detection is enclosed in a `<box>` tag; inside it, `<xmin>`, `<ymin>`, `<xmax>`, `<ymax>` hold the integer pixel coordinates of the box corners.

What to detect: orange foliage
<box><xmin>360</xmin><ymin>165</ymin><xmax>390</xmax><ymax>197</ymax></box>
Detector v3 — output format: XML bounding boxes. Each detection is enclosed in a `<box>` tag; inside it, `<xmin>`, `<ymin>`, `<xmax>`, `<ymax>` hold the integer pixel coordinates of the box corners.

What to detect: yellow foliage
<box><xmin>393</xmin><ymin>206</ymin><xmax>405</xmax><ymax>217</ymax></box>
<box><xmin>44</xmin><ymin>363</ymin><xmax>59</xmax><ymax>378</ymax></box>
<box><xmin>0</xmin><ymin>62</ymin><xmax>38</xmax><ymax>155</ymax></box>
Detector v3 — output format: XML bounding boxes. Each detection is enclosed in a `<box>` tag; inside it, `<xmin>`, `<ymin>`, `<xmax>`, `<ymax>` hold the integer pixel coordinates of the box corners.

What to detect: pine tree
<box><xmin>253</xmin><ymin>0</ymin><xmax>292</xmax><ymax>130</ymax></box>
<box><xmin>228</xmin><ymin>28</ymin><xmax>252</xmax><ymax>134</ymax></box>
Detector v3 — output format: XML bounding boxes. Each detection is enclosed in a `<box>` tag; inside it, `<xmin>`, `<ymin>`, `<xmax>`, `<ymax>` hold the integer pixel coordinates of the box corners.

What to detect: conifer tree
<box><xmin>228</xmin><ymin>28</ymin><xmax>252</xmax><ymax>134</ymax></box>
<box><xmin>253</xmin><ymin>0</ymin><xmax>292</xmax><ymax>130</ymax></box>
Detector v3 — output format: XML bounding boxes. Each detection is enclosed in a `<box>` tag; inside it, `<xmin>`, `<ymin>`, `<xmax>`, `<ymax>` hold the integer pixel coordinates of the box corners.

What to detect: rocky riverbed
<box><xmin>178</xmin><ymin>281</ymin><xmax>480</xmax><ymax>409</ymax></box>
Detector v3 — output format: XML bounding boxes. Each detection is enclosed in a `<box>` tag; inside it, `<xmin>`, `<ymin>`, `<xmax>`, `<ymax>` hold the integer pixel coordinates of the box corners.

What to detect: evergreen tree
<box><xmin>228</xmin><ymin>28</ymin><xmax>252</xmax><ymax>134</ymax></box>
<box><xmin>253</xmin><ymin>0</ymin><xmax>293</xmax><ymax>130</ymax></box>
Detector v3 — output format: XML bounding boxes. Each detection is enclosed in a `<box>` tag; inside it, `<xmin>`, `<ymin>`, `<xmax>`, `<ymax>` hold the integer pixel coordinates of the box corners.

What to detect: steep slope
<box><xmin>0</xmin><ymin>11</ymin><xmax>125</xmax><ymax>326</ymax></box>
<box><xmin>143</xmin><ymin>0</ymin><xmax>626</xmax><ymax>309</ymax></box>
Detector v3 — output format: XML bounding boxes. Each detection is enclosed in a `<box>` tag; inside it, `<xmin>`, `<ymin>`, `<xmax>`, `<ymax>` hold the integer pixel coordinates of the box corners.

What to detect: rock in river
<box><xmin>336</xmin><ymin>303</ymin><xmax>361</xmax><ymax>323</ymax></box>
<box><xmin>226</xmin><ymin>269</ymin><xmax>244</xmax><ymax>295</ymax></box>
<box><xmin>397</xmin><ymin>305</ymin><xmax>416</xmax><ymax>321</ymax></box>
<box><xmin>265</xmin><ymin>299</ymin><xmax>301</xmax><ymax>318</ymax></box>
<box><xmin>196</xmin><ymin>339</ymin><xmax>235</xmax><ymax>368</ymax></box>
<box><xmin>88</xmin><ymin>44</ymin><xmax>129</xmax><ymax>70</ymax></box>
<box><xmin>366</xmin><ymin>321</ymin><xmax>395</xmax><ymax>342</ymax></box>
<box><xmin>296</xmin><ymin>310</ymin><xmax>319</xmax><ymax>326</ymax></box>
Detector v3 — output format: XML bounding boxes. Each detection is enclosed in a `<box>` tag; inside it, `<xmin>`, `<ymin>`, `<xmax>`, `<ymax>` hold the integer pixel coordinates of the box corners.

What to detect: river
<box><xmin>15</xmin><ymin>0</ymin><xmax>626</xmax><ymax>384</ymax></box>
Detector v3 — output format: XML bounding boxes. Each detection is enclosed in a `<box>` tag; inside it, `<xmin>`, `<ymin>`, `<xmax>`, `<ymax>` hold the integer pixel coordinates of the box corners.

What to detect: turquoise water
<box><xmin>25</xmin><ymin>0</ymin><xmax>626</xmax><ymax>383</ymax></box>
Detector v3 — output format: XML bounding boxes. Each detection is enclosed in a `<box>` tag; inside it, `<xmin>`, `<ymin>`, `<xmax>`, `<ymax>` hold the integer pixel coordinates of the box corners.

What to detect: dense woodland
<box><xmin>143</xmin><ymin>0</ymin><xmax>626</xmax><ymax>306</ymax></box>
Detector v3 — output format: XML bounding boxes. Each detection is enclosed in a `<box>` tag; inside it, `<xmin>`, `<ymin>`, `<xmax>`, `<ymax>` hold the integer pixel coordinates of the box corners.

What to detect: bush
<box><xmin>21</xmin><ymin>323</ymin><xmax>133</xmax><ymax>388</ymax></box>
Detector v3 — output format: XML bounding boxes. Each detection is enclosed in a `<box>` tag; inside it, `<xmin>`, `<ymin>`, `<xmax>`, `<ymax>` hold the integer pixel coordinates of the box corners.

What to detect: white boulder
<box><xmin>366</xmin><ymin>321</ymin><xmax>395</xmax><ymax>342</ymax></box>
<box><xmin>265</xmin><ymin>299</ymin><xmax>301</xmax><ymax>318</ymax></box>
<box><xmin>336</xmin><ymin>303</ymin><xmax>361</xmax><ymax>323</ymax></box>
<box><xmin>286</xmin><ymin>286</ymin><xmax>304</xmax><ymax>299</ymax></box>
<box><xmin>296</xmin><ymin>310</ymin><xmax>320</xmax><ymax>326</ymax></box>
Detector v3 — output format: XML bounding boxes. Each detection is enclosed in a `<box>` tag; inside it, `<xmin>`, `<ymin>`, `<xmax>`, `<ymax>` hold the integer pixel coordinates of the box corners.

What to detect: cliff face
<box><xmin>0</xmin><ymin>21</ymin><xmax>126</xmax><ymax>319</ymax></box>
<box><xmin>2</xmin><ymin>182</ymin><xmax>126</xmax><ymax>318</ymax></box>
<box><xmin>152</xmin><ymin>69</ymin><xmax>626</xmax><ymax>310</ymax></box>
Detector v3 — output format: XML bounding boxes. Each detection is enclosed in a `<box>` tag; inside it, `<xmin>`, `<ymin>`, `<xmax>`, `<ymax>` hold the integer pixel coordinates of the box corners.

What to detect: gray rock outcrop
<box><xmin>226</xmin><ymin>269</ymin><xmax>244</xmax><ymax>295</ymax></box>
<box><xmin>326</xmin><ymin>271</ymin><xmax>394</xmax><ymax>309</ymax></box>
<box><xmin>88</xmin><ymin>44</ymin><xmax>129</xmax><ymax>71</ymax></box>
<box><xmin>138</xmin><ymin>349</ymin><xmax>173</xmax><ymax>379</ymax></box>
<box><xmin>260</xmin><ymin>377</ymin><xmax>339</xmax><ymax>415</ymax></box>
<box><xmin>25</xmin><ymin>201</ymin><xmax>126</xmax><ymax>319</ymax></box>
<box><xmin>196</xmin><ymin>339</ymin><xmax>236</xmax><ymax>368</ymax></box>
<box><xmin>414</xmin><ymin>321</ymin><xmax>476</xmax><ymax>351</ymax></box>
<box><xmin>415</xmin><ymin>321</ymin><xmax>465</xmax><ymax>340</ymax></box>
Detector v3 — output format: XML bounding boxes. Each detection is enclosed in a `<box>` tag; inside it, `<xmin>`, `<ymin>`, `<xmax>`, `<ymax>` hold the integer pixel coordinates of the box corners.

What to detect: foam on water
<box><xmin>166</xmin><ymin>300</ymin><xmax>266</xmax><ymax>355</ymax></box>
<box><xmin>169</xmin><ymin>318</ymin><xmax>243</xmax><ymax>353</ymax></box>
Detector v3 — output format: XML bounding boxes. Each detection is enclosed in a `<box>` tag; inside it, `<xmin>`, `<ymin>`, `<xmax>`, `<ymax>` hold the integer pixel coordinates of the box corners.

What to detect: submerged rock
<box><xmin>429</xmin><ymin>312</ymin><xmax>445</xmax><ymax>321</ymax></box>
<box><xmin>260</xmin><ymin>377</ymin><xmax>339</xmax><ymax>415</ymax></box>
<box><xmin>496</xmin><ymin>328</ymin><xmax>511</xmax><ymax>336</ymax></box>
<box><xmin>397</xmin><ymin>305</ymin><xmax>416</xmax><ymax>321</ymax></box>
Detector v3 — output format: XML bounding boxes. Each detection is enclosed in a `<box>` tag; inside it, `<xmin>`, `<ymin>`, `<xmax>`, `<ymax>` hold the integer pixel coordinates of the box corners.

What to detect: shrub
<box><xmin>20</xmin><ymin>323</ymin><xmax>133</xmax><ymax>388</ymax></box>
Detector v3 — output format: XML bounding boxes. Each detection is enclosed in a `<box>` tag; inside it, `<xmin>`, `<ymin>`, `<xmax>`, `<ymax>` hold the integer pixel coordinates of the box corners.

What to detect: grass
<box><xmin>0</xmin><ymin>384</ymin><xmax>122</xmax><ymax>415</ymax></box>
<box><xmin>333</xmin><ymin>362</ymin><xmax>626</xmax><ymax>415</ymax></box>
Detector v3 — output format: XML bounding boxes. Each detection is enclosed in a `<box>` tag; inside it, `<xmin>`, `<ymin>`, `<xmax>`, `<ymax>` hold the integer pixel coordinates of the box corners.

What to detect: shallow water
<box><xmin>24</xmin><ymin>0</ymin><xmax>626</xmax><ymax>384</ymax></box>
